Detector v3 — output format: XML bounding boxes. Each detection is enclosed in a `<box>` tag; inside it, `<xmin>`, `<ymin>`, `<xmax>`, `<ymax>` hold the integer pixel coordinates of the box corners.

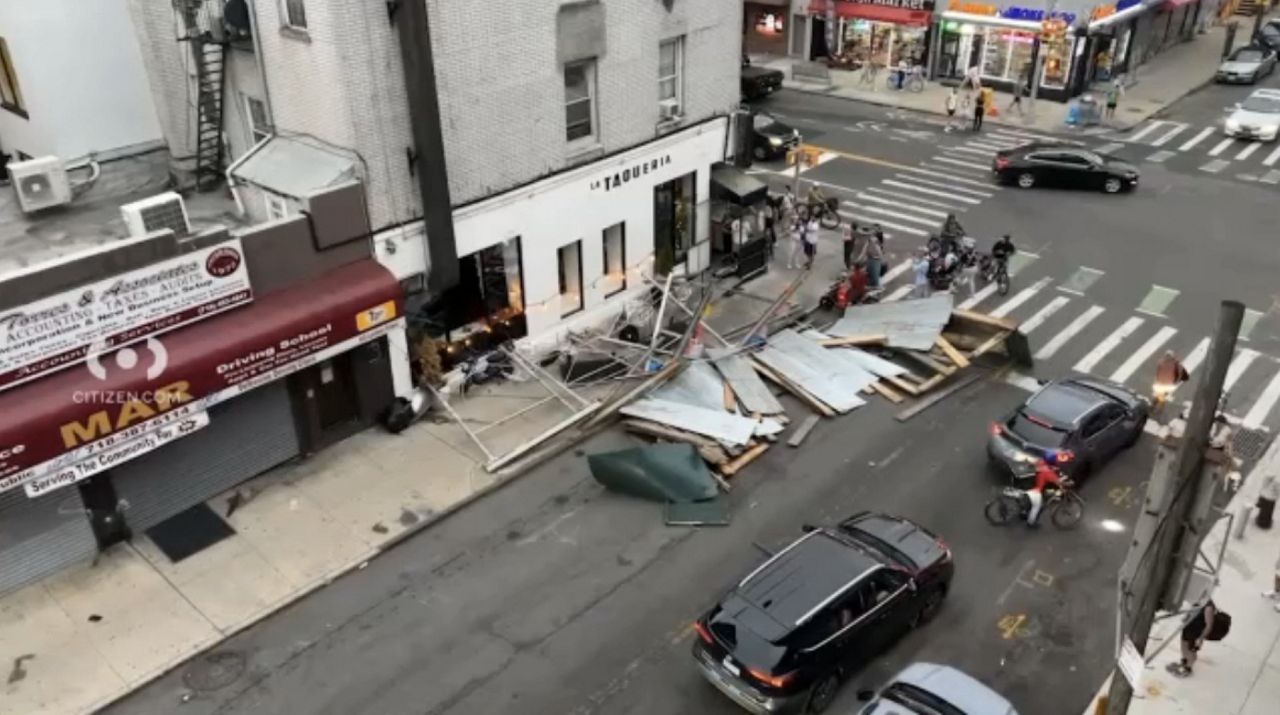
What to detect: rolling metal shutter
<box><xmin>112</xmin><ymin>381</ymin><xmax>301</xmax><ymax>532</ymax></box>
<box><xmin>0</xmin><ymin>486</ymin><xmax>99</xmax><ymax>596</ymax></box>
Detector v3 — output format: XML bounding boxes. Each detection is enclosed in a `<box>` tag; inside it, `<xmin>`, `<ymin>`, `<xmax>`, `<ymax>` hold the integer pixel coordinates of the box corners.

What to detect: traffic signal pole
<box><xmin>1104</xmin><ymin>301</ymin><xmax>1244</xmax><ymax>714</ymax></box>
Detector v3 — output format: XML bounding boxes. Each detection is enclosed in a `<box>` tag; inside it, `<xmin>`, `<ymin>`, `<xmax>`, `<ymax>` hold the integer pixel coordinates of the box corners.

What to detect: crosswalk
<box><xmin>1105</xmin><ymin>118</ymin><xmax>1280</xmax><ymax>181</ymax></box>
<box><xmin>869</xmin><ymin>256</ymin><xmax>1280</xmax><ymax>431</ymax></box>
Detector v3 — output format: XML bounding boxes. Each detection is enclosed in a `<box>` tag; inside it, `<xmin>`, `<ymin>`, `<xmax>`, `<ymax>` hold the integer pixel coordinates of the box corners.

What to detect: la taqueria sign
<box><xmin>0</xmin><ymin>239</ymin><xmax>253</xmax><ymax>392</ymax></box>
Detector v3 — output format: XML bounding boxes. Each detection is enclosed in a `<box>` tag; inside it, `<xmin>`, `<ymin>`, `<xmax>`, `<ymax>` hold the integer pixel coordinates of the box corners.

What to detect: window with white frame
<box><xmin>658</xmin><ymin>37</ymin><xmax>684</xmax><ymax>117</ymax></box>
<box><xmin>558</xmin><ymin>241</ymin><xmax>583</xmax><ymax>316</ymax></box>
<box><xmin>244</xmin><ymin>95</ymin><xmax>272</xmax><ymax>144</ymax></box>
<box><xmin>601</xmin><ymin>223</ymin><xmax>626</xmax><ymax>297</ymax></box>
<box><xmin>265</xmin><ymin>193</ymin><xmax>289</xmax><ymax>220</ymax></box>
<box><xmin>282</xmin><ymin>0</ymin><xmax>307</xmax><ymax>30</ymax></box>
<box><xmin>564</xmin><ymin>60</ymin><xmax>596</xmax><ymax>143</ymax></box>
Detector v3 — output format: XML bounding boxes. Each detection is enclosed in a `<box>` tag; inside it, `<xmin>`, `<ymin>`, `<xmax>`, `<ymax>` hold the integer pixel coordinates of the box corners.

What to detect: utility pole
<box><xmin>1104</xmin><ymin>300</ymin><xmax>1244</xmax><ymax>714</ymax></box>
<box><xmin>1027</xmin><ymin>1</ymin><xmax>1057</xmax><ymax>121</ymax></box>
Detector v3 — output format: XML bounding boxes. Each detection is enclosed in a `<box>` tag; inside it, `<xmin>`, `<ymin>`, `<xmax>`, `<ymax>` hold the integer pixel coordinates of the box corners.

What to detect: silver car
<box><xmin>857</xmin><ymin>663</ymin><xmax>1018</xmax><ymax>715</ymax></box>
<box><xmin>1224</xmin><ymin>88</ymin><xmax>1280</xmax><ymax>142</ymax></box>
<box><xmin>1216</xmin><ymin>46</ymin><xmax>1277</xmax><ymax>84</ymax></box>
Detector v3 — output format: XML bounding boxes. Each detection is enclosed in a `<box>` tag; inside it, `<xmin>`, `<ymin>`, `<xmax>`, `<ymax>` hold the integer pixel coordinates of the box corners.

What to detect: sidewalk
<box><xmin>1084</xmin><ymin>436</ymin><xmax>1280</xmax><ymax>715</ymax></box>
<box><xmin>0</xmin><ymin>376</ymin><xmax>612</xmax><ymax>715</ymax></box>
<box><xmin>759</xmin><ymin>20</ymin><xmax>1244</xmax><ymax>135</ymax></box>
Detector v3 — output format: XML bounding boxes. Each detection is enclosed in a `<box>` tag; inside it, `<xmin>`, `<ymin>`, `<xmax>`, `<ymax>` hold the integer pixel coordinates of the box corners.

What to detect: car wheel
<box><xmin>752</xmin><ymin>145</ymin><xmax>768</xmax><ymax>161</ymax></box>
<box><xmin>1123</xmin><ymin>417</ymin><xmax>1147</xmax><ymax>448</ymax></box>
<box><xmin>806</xmin><ymin>673</ymin><xmax>840</xmax><ymax>714</ymax></box>
<box><xmin>1103</xmin><ymin>177</ymin><xmax>1123</xmax><ymax>194</ymax></box>
<box><xmin>1016</xmin><ymin>172</ymin><xmax>1035</xmax><ymax>189</ymax></box>
<box><xmin>912</xmin><ymin>586</ymin><xmax>946</xmax><ymax>627</ymax></box>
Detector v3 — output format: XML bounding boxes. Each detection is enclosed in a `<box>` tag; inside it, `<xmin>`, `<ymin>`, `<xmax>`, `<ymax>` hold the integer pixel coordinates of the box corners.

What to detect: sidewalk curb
<box><xmin>93</xmin><ymin>419</ymin><xmax>611</xmax><ymax>713</ymax></box>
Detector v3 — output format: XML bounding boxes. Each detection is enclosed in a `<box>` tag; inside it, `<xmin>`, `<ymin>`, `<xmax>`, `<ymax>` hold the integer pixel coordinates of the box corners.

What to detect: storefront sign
<box><xmin>21</xmin><ymin>411</ymin><xmax>210</xmax><ymax>498</ymax></box>
<box><xmin>946</xmin><ymin>1</ymin><xmax>1075</xmax><ymax>23</ymax></box>
<box><xmin>846</xmin><ymin>0</ymin><xmax>933</xmax><ymax>10</ymax></box>
<box><xmin>947</xmin><ymin>1</ymin><xmax>999</xmax><ymax>14</ymax></box>
<box><xmin>589</xmin><ymin>155</ymin><xmax>673</xmax><ymax>192</ymax></box>
<box><xmin>0</xmin><ymin>239</ymin><xmax>253</xmax><ymax>393</ymax></box>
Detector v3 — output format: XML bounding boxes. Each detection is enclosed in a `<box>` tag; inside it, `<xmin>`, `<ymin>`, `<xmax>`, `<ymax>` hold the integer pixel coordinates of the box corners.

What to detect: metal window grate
<box><xmin>1232</xmin><ymin>426</ymin><xmax>1272</xmax><ymax>464</ymax></box>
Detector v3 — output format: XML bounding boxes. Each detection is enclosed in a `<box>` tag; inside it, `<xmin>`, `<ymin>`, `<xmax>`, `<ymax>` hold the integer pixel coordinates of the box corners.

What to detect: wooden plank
<box><xmin>787</xmin><ymin>415</ymin><xmax>821</xmax><ymax>447</ymax></box>
<box><xmin>935</xmin><ymin>336</ymin><xmax>971</xmax><ymax>369</ymax></box>
<box><xmin>885</xmin><ymin>374</ymin><xmax>921</xmax><ymax>396</ymax></box>
<box><xmin>869</xmin><ymin>380</ymin><xmax>904</xmax><ymax>404</ymax></box>
<box><xmin>915</xmin><ymin>372</ymin><xmax>949</xmax><ymax>394</ymax></box>
<box><xmin>721</xmin><ymin>442</ymin><xmax>770</xmax><ymax>477</ymax></box>
<box><xmin>968</xmin><ymin>331</ymin><xmax>1011</xmax><ymax>359</ymax></box>
<box><xmin>950</xmin><ymin>308</ymin><xmax>1018</xmax><ymax>332</ymax></box>
<box><xmin>896</xmin><ymin>349</ymin><xmax>956</xmax><ymax>376</ymax></box>
<box><xmin>895</xmin><ymin>373</ymin><xmax>983</xmax><ymax>422</ymax></box>
<box><xmin>621</xmin><ymin>420</ymin><xmax>731</xmax><ymax>463</ymax></box>
<box><xmin>820</xmin><ymin>334</ymin><xmax>887</xmax><ymax>348</ymax></box>
<box><xmin>723</xmin><ymin>382</ymin><xmax>738</xmax><ymax>412</ymax></box>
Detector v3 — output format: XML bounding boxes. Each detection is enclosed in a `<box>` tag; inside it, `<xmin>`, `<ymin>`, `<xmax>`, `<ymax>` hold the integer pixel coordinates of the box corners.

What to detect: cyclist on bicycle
<box><xmin>991</xmin><ymin>234</ymin><xmax>1015</xmax><ymax>267</ymax></box>
<box><xmin>1027</xmin><ymin>455</ymin><xmax>1073</xmax><ymax>527</ymax></box>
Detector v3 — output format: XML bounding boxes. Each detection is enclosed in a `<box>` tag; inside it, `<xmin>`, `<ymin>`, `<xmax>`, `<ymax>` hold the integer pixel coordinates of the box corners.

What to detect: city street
<box><xmin>107</xmin><ymin>89</ymin><xmax>1280</xmax><ymax>715</ymax></box>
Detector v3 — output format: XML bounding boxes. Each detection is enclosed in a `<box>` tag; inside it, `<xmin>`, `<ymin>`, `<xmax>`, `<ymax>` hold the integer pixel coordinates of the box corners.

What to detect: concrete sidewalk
<box><xmin>758</xmin><ymin>19</ymin><xmax>1245</xmax><ymax>135</ymax></box>
<box><xmin>0</xmin><ymin>376</ymin><xmax>612</xmax><ymax>715</ymax></box>
<box><xmin>1084</xmin><ymin>436</ymin><xmax>1280</xmax><ymax>715</ymax></box>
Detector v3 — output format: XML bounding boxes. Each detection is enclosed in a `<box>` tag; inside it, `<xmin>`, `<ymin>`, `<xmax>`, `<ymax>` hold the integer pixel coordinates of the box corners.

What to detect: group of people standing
<box><xmin>765</xmin><ymin>186</ymin><xmax>822</xmax><ymax>271</ymax></box>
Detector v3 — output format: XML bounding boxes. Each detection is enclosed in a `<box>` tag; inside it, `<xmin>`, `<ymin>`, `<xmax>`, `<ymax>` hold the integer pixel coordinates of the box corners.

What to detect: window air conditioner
<box><xmin>659</xmin><ymin>98</ymin><xmax>681</xmax><ymax>120</ymax></box>
<box><xmin>8</xmin><ymin>156</ymin><xmax>72</xmax><ymax>213</ymax></box>
<box><xmin>120</xmin><ymin>192</ymin><xmax>192</xmax><ymax>238</ymax></box>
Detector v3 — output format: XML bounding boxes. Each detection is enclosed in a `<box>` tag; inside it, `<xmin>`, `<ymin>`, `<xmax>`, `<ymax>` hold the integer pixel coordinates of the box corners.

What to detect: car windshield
<box><xmin>878</xmin><ymin>682</ymin><xmax>959</xmax><ymax>714</ymax></box>
<box><xmin>1241</xmin><ymin>96</ymin><xmax>1280</xmax><ymax>114</ymax></box>
<box><xmin>753</xmin><ymin>114</ymin><xmax>779</xmax><ymax>130</ymax></box>
<box><xmin>1232</xmin><ymin>49</ymin><xmax>1265</xmax><ymax>62</ymax></box>
<box><xmin>1008</xmin><ymin>412</ymin><xmax>1069</xmax><ymax>448</ymax></box>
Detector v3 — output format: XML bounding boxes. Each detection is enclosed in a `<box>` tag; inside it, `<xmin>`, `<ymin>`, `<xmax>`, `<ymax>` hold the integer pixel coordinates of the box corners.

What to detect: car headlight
<box><xmin>1226</xmin><ymin>119</ymin><xmax>1241</xmax><ymax>132</ymax></box>
<box><xmin>769</xmin><ymin>136</ymin><xmax>782</xmax><ymax>146</ymax></box>
<box><xmin>1264</xmin><ymin>126</ymin><xmax>1279</xmax><ymax>139</ymax></box>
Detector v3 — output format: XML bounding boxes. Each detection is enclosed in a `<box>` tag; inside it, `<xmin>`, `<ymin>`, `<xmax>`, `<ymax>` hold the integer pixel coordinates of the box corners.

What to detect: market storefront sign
<box><xmin>22</xmin><ymin>411</ymin><xmax>210</xmax><ymax>498</ymax></box>
<box><xmin>589</xmin><ymin>155</ymin><xmax>673</xmax><ymax>192</ymax></box>
<box><xmin>0</xmin><ymin>239</ymin><xmax>253</xmax><ymax>393</ymax></box>
<box><xmin>945</xmin><ymin>1</ymin><xmax>1075</xmax><ymax>22</ymax></box>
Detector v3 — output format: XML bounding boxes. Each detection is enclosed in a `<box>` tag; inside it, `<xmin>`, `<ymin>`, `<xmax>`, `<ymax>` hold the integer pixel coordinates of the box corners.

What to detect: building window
<box><xmin>244</xmin><ymin>95</ymin><xmax>272</xmax><ymax>144</ymax></box>
<box><xmin>558</xmin><ymin>241</ymin><xmax>583</xmax><ymax>317</ymax></box>
<box><xmin>0</xmin><ymin>38</ymin><xmax>26</xmax><ymax>117</ymax></box>
<box><xmin>281</xmin><ymin>0</ymin><xmax>307</xmax><ymax>30</ymax></box>
<box><xmin>601</xmin><ymin>223</ymin><xmax>626</xmax><ymax>297</ymax></box>
<box><xmin>265</xmin><ymin>193</ymin><xmax>289</xmax><ymax>220</ymax></box>
<box><xmin>658</xmin><ymin>37</ymin><xmax>684</xmax><ymax>117</ymax></box>
<box><xmin>564</xmin><ymin>60</ymin><xmax>596</xmax><ymax>142</ymax></box>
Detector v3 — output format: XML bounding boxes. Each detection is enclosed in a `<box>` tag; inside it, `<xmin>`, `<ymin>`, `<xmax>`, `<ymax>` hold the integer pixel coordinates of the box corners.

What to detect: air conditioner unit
<box><xmin>9</xmin><ymin>156</ymin><xmax>72</xmax><ymax>213</ymax></box>
<box><xmin>120</xmin><ymin>192</ymin><xmax>191</xmax><ymax>238</ymax></box>
<box><xmin>659</xmin><ymin>98</ymin><xmax>682</xmax><ymax>121</ymax></box>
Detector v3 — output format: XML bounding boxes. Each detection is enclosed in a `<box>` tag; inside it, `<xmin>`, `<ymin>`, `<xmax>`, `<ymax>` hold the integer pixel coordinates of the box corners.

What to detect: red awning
<box><xmin>809</xmin><ymin>0</ymin><xmax>934</xmax><ymax>26</ymax></box>
<box><xmin>0</xmin><ymin>259</ymin><xmax>403</xmax><ymax>492</ymax></box>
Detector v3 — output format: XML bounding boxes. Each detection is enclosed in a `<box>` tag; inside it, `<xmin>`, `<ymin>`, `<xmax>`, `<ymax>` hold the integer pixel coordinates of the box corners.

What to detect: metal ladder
<box><xmin>192</xmin><ymin>37</ymin><xmax>227</xmax><ymax>192</ymax></box>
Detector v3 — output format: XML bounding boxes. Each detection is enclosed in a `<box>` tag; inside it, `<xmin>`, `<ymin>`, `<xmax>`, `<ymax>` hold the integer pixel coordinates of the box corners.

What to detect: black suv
<box><xmin>692</xmin><ymin>513</ymin><xmax>954</xmax><ymax>714</ymax></box>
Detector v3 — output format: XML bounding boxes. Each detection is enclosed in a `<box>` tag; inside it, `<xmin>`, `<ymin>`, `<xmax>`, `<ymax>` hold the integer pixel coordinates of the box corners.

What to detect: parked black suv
<box><xmin>692</xmin><ymin>512</ymin><xmax>954</xmax><ymax>714</ymax></box>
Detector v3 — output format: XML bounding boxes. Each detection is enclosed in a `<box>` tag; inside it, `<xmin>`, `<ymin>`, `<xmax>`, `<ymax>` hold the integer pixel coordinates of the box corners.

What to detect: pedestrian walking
<box><xmin>1167</xmin><ymin>599</ymin><xmax>1229</xmax><ymax>678</ymax></box>
<box><xmin>1104</xmin><ymin>78</ymin><xmax>1124</xmax><ymax>120</ymax></box>
<box><xmin>842</xmin><ymin>221</ymin><xmax>857</xmax><ymax>269</ymax></box>
<box><xmin>911</xmin><ymin>251</ymin><xmax>931</xmax><ymax>298</ymax></box>
<box><xmin>944</xmin><ymin>88</ymin><xmax>959</xmax><ymax>133</ymax></box>
<box><xmin>781</xmin><ymin>185</ymin><xmax>796</xmax><ymax>224</ymax></box>
<box><xmin>786</xmin><ymin>218</ymin><xmax>803</xmax><ymax>269</ymax></box>
<box><xmin>1261</xmin><ymin>539</ymin><xmax>1280</xmax><ymax>611</ymax></box>
<box><xmin>1007</xmin><ymin>70</ymin><xmax>1028</xmax><ymax>117</ymax></box>
<box><xmin>955</xmin><ymin>254</ymin><xmax>978</xmax><ymax>298</ymax></box>
<box><xmin>972</xmin><ymin>90</ymin><xmax>986</xmax><ymax>132</ymax></box>
<box><xmin>1257</xmin><ymin>474</ymin><xmax>1279</xmax><ymax>529</ymax></box>
<box><xmin>802</xmin><ymin>217</ymin><xmax>820</xmax><ymax>269</ymax></box>
<box><xmin>865</xmin><ymin>225</ymin><xmax>885</xmax><ymax>290</ymax></box>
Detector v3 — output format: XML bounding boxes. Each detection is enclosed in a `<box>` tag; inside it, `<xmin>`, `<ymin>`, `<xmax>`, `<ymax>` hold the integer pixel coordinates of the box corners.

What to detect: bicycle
<box><xmin>800</xmin><ymin>197</ymin><xmax>842</xmax><ymax>230</ymax></box>
<box><xmin>981</xmin><ymin>253</ymin><xmax>1011</xmax><ymax>296</ymax></box>
<box><xmin>985</xmin><ymin>484</ymin><xmax>1084</xmax><ymax>529</ymax></box>
<box><xmin>858</xmin><ymin>61</ymin><xmax>880</xmax><ymax>88</ymax></box>
<box><xmin>904</xmin><ymin>66</ymin><xmax>925</xmax><ymax>93</ymax></box>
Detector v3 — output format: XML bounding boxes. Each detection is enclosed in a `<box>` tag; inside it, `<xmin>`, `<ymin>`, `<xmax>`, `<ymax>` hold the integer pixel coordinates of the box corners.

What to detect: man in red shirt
<box><xmin>1027</xmin><ymin>457</ymin><xmax>1069</xmax><ymax>527</ymax></box>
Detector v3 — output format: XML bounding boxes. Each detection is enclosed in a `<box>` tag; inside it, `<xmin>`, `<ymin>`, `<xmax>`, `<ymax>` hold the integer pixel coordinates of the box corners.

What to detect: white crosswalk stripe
<box><xmin>898</xmin><ymin>166</ymin><xmax>999</xmax><ymax>189</ymax></box>
<box><xmin>989</xmin><ymin>129</ymin><xmax>1060</xmax><ymax>143</ymax></box>
<box><xmin>1224</xmin><ymin>348</ymin><xmax>1260</xmax><ymax>392</ymax></box>
<box><xmin>860</xmin><ymin>187</ymin><xmax>970</xmax><ymax>211</ymax></box>
<box><xmin>1128</xmin><ymin>121</ymin><xmax>1170</xmax><ymax>143</ymax></box>
<box><xmin>855</xmin><ymin>193</ymin><xmax>949</xmax><ymax>218</ymax></box>
<box><xmin>1208</xmin><ymin>138</ymin><xmax>1234</xmax><ymax>157</ymax></box>
<box><xmin>958</xmin><ymin>282</ymin><xmax>999</xmax><ymax>310</ymax></box>
<box><xmin>1150</xmin><ymin>123</ymin><xmax>1189</xmax><ymax>147</ymax></box>
<box><xmin>1236</xmin><ymin>141</ymin><xmax>1263</xmax><ymax>160</ymax></box>
<box><xmin>932</xmin><ymin>156</ymin><xmax>990</xmax><ymax>171</ymax></box>
<box><xmin>893</xmin><ymin>174</ymin><xmax>994</xmax><ymax>197</ymax></box>
<box><xmin>1074</xmin><ymin>316</ymin><xmax>1144</xmax><ymax>373</ymax></box>
<box><xmin>1183</xmin><ymin>337</ymin><xmax>1210</xmax><ymax>375</ymax></box>
<box><xmin>1264</xmin><ymin>144</ymin><xmax>1280</xmax><ymax>167</ymax></box>
<box><xmin>1036</xmin><ymin>306</ymin><xmax>1105</xmax><ymax>360</ymax></box>
<box><xmin>881</xmin><ymin>179</ymin><xmax>982</xmax><ymax>204</ymax></box>
<box><xmin>885</xmin><ymin>284</ymin><xmax>915</xmax><ymax>301</ymax></box>
<box><xmin>1019</xmin><ymin>296</ymin><xmax>1070</xmax><ymax>334</ymax></box>
<box><xmin>839</xmin><ymin>211</ymin><xmax>928</xmax><ymax>237</ymax></box>
<box><xmin>1109</xmin><ymin>326</ymin><xmax>1177</xmax><ymax>383</ymax></box>
<box><xmin>946</xmin><ymin>146</ymin><xmax>994</xmax><ymax>157</ymax></box>
<box><xmin>990</xmin><ymin>277</ymin><xmax>1051</xmax><ymax>318</ymax></box>
<box><xmin>967</xmin><ymin>141</ymin><xmax>1012</xmax><ymax>151</ymax></box>
<box><xmin>842</xmin><ymin>201</ymin><xmax>938</xmax><ymax>227</ymax></box>
<box><xmin>1244</xmin><ymin>369</ymin><xmax>1280</xmax><ymax>428</ymax></box>
<box><xmin>1179</xmin><ymin>127</ymin><xmax>1215</xmax><ymax>151</ymax></box>
<box><xmin>882</xmin><ymin>259</ymin><xmax>913</xmax><ymax>283</ymax></box>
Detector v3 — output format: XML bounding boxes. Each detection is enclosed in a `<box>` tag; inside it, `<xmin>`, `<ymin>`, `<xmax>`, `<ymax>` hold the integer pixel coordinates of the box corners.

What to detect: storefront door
<box><xmin>0</xmin><ymin>487</ymin><xmax>99</xmax><ymax>596</ymax></box>
<box><xmin>654</xmin><ymin>173</ymin><xmax>695</xmax><ymax>275</ymax></box>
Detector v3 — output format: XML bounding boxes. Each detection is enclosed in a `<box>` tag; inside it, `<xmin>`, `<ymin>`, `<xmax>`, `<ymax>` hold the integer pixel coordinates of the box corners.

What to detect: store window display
<box><xmin>840</xmin><ymin>20</ymin><xmax>927</xmax><ymax>68</ymax></box>
<box><xmin>981</xmin><ymin>29</ymin><xmax>1034</xmax><ymax>83</ymax></box>
<box><xmin>1040</xmin><ymin>37</ymin><xmax>1069</xmax><ymax>88</ymax></box>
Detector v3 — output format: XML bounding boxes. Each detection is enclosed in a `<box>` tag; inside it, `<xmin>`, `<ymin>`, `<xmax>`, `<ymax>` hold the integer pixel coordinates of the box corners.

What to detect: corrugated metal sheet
<box><xmin>232</xmin><ymin>136</ymin><xmax>356</xmax><ymax>199</ymax></box>
<box><xmin>652</xmin><ymin>361</ymin><xmax>731</xmax><ymax>412</ymax></box>
<box><xmin>755</xmin><ymin>330</ymin><xmax>873</xmax><ymax>413</ymax></box>
<box><xmin>709</xmin><ymin>349</ymin><xmax>784</xmax><ymax>415</ymax></box>
<box><xmin>827</xmin><ymin>294</ymin><xmax>953</xmax><ymax>351</ymax></box>
<box><xmin>620</xmin><ymin>398</ymin><xmax>760</xmax><ymax>446</ymax></box>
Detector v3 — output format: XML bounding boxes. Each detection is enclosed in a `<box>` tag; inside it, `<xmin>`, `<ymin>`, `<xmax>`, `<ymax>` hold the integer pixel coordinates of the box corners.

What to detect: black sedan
<box><xmin>693</xmin><ymin>512</ymin><xmax>953</xmax><ymax>714</ymax></box>
<box><xmin>993</xmin><ymin>145</ymin><xmax>1139</xmax><ymax>194</ymax></box>
<box><xmin>752</xmin><ymin>112</ymin><xmax>800</xmax><ymax>161</ymax></box>
<box><xmin>988</xmin><ymin>376</ymin><xmax>1148</xmax><ymax>485</ymax></box>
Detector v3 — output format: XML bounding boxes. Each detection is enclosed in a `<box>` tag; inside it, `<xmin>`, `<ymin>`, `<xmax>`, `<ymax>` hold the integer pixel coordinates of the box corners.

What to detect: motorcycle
<box><xmin>984</xmin><ymin>485</ymin><xmax>1084</xmax><ymax>529</ymax></box>
<box><xmin>819</xmin><ymin>265</ymin><xmax>880</xmax><ymax>310</ymax></box>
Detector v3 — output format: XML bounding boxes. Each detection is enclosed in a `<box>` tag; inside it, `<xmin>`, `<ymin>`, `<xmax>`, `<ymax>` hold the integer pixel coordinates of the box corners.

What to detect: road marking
<box><xmin>882</xmin><ymin>259</ymin><xmax>913</xmax><ymax>283</ymax></box>
<box><xmin>861</xmin><ymin>186</ymin><xmax>970</xmax><ymax>211</ymax></box>
<box><xmin>998</xmin><ymin>614</ymin><xmax>1030</xmax><ymax>640</ymax></box>
<box><xmin>995</xmin><ymin>560</ymin><xmax>1037</xmax><ymax>605</ymax></box>
<box><xmin>1032</xmin><ymin>570</ymin><xmax>1054</xmax><ymax>587</ymax></box>
<box><xmin>1244</xmin><ymin>368</ymin><xmax>1280</xmax><ymax>428</ymax></box>
<box><xmin>898</xmin><ymin>165</ymin><xmax>999</xmax><ymax>189</ymax></box>
<box><xmin>989</xmin><ymin>129</ymin><xmax>1063</xmax><ymax>143</ymax></box>
<box><xmin>854</xmin><ymin>193</ymin><xmax>948</xmax><ymax>218</ymax></box>
<box><xmin>1179</xmin><ymin>127</ymin><xmax>1216</xmax><ymax>151</ymax></box>
<box><xmin>1225</xmin><ymin>348</ymin><xmax>1260</xmax><ymax>392</ymax></box>
<box><xmin>1095</xmin><ymin>142</ymin><xmax>1125</xmax><ymax>155</ymax></box>
<box><xmin>801</xmin><ymin>144</ymin><xmax>918</xmax><ymax>172</ymax></box>
<box><xmin>1136</xmin><ymin>285</ymin><xmax>1180</xmax><ymax>317</ymax></box>
<box><xmin>885</xmin><ymin>285</ymin><xmax>915</xmax><ymax>301</ymax></box>
<box><xmin>1110</xmin><ymin>326</ymin><xmax>1178</xmax><ymax>383</ymax></box>
<box><xmin>958</xmin><ymin>282</ymin><xmax>998</xmax><ymax>310</ymax></box>
<box><xmin>1150</xmin><ymin>122</ymin><xmax>1188</xmax><ymax>146</ymax></box>
<box><xmin>881</xmin><ymin>179</ymin><xmax>982</xmax><ymax>204</ymax></box>
<box><xmin>967</xmin><ymin>140</ymin><xmax>1009</xmax><ymax>151</ymax></box>
<box><xmin>1261</xmin><ymin>169</ymin><xmax>1280</xmax><ymax>184</ymax></box>
<box><xmin>1183</xmin><ymin>337</ymin><xmax>1210</xmax><ymax>375</ymax></box>
<box><xmin>1208</xmin><ymin>138</ymin><xmax>1234</xmax><ymax>157</ymax></box>
<box><xmin>1074</xmin><ymin>316</ymin><xmax>1144</xmax><ymax>373</ymax></box>
<box><xmin>1006</xmin><ymin>250</ymin><xmax>1039</xmax><ymax>277</ymax></box>
<box><xmin>1239</xmin><ymin>308</ymin><xmax>1264</xmax><ymax>341</ymax></box>
<box><xmin>991</xmin><ymin>277</ymin><xmax>1052</xmax><ymax>318</ymax></box>
<box><xmin>1264</xmin><ymin>144</ymin><xmax>1280</xmax><ymax>166</ymax></box>
<box><xmin>1200</xmin><ymin>159</ymin><xmax>1230</xmax><ymax>173</ymax></box>
<box><xmin>1128</xmin><ymin>120</ymin><xmax>1169</xmax><ymax>143</ymax></box>
<box><xmin>931</xmin><ymin>155</ymin><xmax>991</xmax><ymax>171</ymax></box>
<box><xmin>1146</xmin><ymin>150</ymin><xmax>1176</xmax><ymax>163</ymax></box>
<box><xmin>946</xmin><ymin>146</ymin><xmax>995</xmax><ymax>157</ymax></box>
<box><xmin>892</xmin><ymin>174</ymin><xmax>995</xmax><ymax>197</ymax></box>
<box><xmin>1236</xmin><ymin>142</ymin><xmax>1263</xmax><ymax>160</ymax></box>
<box><xmin>1019</xmin><ymin>296</ymin><xmax>1071</xmax><ymax>334</ymax></box>
<box><xmin>1058</xmin><ymin>266</ymin><xmax>1105</xmax><ymax>295</ymax></box>
<box><xmin>842</xmin><ymin>201</ymin><xmax>938</xmax><ymax>227</ymax></box>
<box><xmin>838</xmin><ymin>211</ymin><xmax>928</xmax><ymax>237</ymax></box>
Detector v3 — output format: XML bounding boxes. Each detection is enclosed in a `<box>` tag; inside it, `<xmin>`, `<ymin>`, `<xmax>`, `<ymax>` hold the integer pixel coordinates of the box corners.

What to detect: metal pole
<box><xmin>1105</xmin><ymin>301</ymin><xmax>1244</xmax><ymax>714</ymax></box>
<box><xmin>1027</xmin><ymin>1</ymin><xmax>1057</xmax><ymax>121</ymax></box>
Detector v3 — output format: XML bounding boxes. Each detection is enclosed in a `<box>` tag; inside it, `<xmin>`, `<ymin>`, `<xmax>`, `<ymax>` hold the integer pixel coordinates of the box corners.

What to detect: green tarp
<box><xmin>587</xmin><ymin>443</ymin><xmax>718</xmax><ymax>503</ymax></box>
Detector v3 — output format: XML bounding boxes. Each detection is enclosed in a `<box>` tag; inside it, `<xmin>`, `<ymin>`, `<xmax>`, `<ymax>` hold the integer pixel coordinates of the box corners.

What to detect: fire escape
<box><xmin>178</xmin><ymin>1</ymin><xmax>229</xmax><ymax>192</ymax></box>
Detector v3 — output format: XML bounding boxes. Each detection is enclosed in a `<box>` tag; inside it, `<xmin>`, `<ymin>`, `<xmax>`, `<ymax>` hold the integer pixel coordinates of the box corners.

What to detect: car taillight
<box><xmin>694</xmin><ymin>621</ymin><xmax>714</xmax><ymax>645</ymax></box>
<box><xmin>990</xmin><ymin>422</ymin><xmax>1003</xmax><ymax>436</ymax></box>
<box><xmin>747</xmin><ymin>667</ymin><xmax>796</xmax><ymax>689</ymax></box>
<box><xmin>1053</xmin><ymin>449</ymin><xmax>1075</xmax><ymax>464</ymax></box>
<box><xmin>994</xmin><ymin>157</ymin><xmax>1010</xmax><ymax>170</ymax></box>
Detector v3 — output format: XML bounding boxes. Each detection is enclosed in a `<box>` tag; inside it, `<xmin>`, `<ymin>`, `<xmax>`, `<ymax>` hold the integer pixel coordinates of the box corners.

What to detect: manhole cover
<box><xmin>182</xmin><ymin>652</ymin><xmax>246</xmax><ymax>692</ymax></box>
<box><xmin>1233</xmin><ymin>426</ymin><xmax>1271</xmax><ymax>463</ymax></box>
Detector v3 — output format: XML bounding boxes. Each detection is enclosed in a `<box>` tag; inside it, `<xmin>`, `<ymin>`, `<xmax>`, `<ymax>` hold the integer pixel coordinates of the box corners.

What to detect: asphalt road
<box><xmin>109</xmin><ymin>90</ymin><xmax>1280</xmax><ymax>715</ymax></box>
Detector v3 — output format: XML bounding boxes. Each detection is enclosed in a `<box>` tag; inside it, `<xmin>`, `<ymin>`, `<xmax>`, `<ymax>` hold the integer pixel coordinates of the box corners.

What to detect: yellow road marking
<box><xmin>1032</xmin><ymin>570</ymin><xmax>1055</xmax><ymax>587</ymax></box>
<box><xmin>800</xmin><ymin>143</ymin><xmax>916</xmax><ymax>172</ymax></box>
<box><xmin>998</xmin><ymin>613</ymin><xmax>1029</xmax><ymax>640</ymax></box>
